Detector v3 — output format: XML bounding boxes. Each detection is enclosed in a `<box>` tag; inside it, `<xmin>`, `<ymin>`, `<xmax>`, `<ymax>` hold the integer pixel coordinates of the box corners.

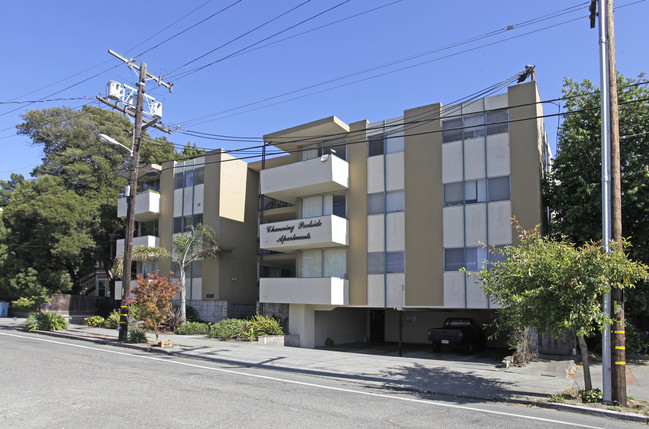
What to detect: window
<box><xmin>487</xmin><ymin>245</ymin><xmax>508</xmax><ymax>265</ymax></box>
<box><xmin>301</xmin><ymin>143</ymin><xmax>320</xmax><ymax>161</ymax></box>
<box><xmin>184</xmin><ymin>169</ymin><xmax>194</xmax><ymax>188</ymax></box>
<box><xmin>368</xmin><ymin>191</ymin><xmax>405</xmax><ymax>214</ymax></box>
<box><xmin>368</xmin><ymin>134</ymin><xmax>384</xmax><ymax>157</ymax></box>
<box><xmin>487</xmin><ymin>109</ymin><xmax>508</xmax><ymax>135</ymax></box>
<box><xmin>190</xmin><ymin>260</ymin><xmax>202</xmax><ymax>278</ymax></box>
<box><xmin>488</xmin><ymin>176</ymin><xmax>510</xmax><ymax>202</ymax></box>
<box><xmin>443</xmin><ymin>182</ymin><xmax>463</xmax><ymax>206</ymax></box>
<box><xmin>368</xmin><ymin>251</ymin><xmax>405</xmax><ymax>274</ymax></box>
<box><xmin>443</xmin><ymin>176</ymin><xmax>510</xmax><ymax>206</ymax></box>
<box><xmin>333</xmin><ymin>193</ymin><xmax>346</xmax><ymax>218</ymax></box>
<box><xmin>442</xmin><ymin>109</ymin><xmax>510</xmax><ymax>143</ymax></box>
<box><xmin>195</xmin><ymin>167</ymin><xmax>205</xmax><ymax>185</ymax></box>
<box><xmin>463</xmin><ymin>113</ymin><xmax>485</xmax><ymax>140</ymax></box>
<box><xmin>137</xmin><ymin>220</ymin><xmax>158</xmax><ymax>237</ymax></box>
<box><xmin>386</xmin><ymin>251</ymin><xmax>405</xmax><ymax>273</ymax></box>
<box><xmin>444</xmin><ymin>247</ymin><xmax>488</xmax><ymax>271</ymax></box>
<box><xmin>442</xmin><ymin>117</ymin><xmax>462</xmax><ymax>143</ymax></box>
<box><xmin>300</xmin><ymin>193</ymin><xmax>346</xmax><ymax>218</ymax></box>
<box><xmin>173</xmin><ymin>214</ymin><xmax>203</xmax><ymax>233</ymax></box>
<box><xmin>173</xmin><ymin>217</ymin><xmax>182</xmax><ymax>233</ymax></box>
<box><xmin>300</xmin><ymin>142</ymin><xmax>346</xmax><ymax>161</ymax></box>
<box><xmin>300</xmin><ymin>249</ymin><xmax>347</xmax><ymax>278</ymax></box>
<box><xmin>174</xmin><ymin>172</ymin><xmax>184</xmax><ymax>189</ymax></box>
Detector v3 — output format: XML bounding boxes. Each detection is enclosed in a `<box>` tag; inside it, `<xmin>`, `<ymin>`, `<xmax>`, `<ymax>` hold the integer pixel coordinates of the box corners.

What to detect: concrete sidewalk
<box><xmin>2</xmin><ymin>317</ymin><xmax>648</xmax><ymax>423</ymax></box>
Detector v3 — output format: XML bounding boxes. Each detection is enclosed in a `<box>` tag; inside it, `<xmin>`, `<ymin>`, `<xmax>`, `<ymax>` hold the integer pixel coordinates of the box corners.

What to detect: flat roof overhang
<box><xmin>263</xmin><ymin>116</ymin><xmax>350</xmax><ymax>154</ymax></box>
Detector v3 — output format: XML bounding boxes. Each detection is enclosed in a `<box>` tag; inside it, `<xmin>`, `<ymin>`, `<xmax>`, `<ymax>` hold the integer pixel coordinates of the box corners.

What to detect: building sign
<box><xmin>260</xmin><ymin>215</ymin><xmax>348</xmax><ymax>250</ymax></box>
<box><xmin>266</xmin><ymin>219</ymin><xmax>322</xmax><ymax>244</ymax></box>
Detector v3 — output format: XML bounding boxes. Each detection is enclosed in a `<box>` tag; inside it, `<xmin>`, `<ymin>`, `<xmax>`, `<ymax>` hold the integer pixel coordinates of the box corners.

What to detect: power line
<box><xmin>167</xmin><ymin>0</ymin><xmax>354</xmax><ymax>82</ymax></box>
<box><xmin>174</xmin><ymin>2</ymin><xmax>593</xmax><ymax>128</ymax></box>
<box><xmin>133</xmin><ymin>0</ymin><xmax>244</xmax><ymax>59</ymax></box>
<box><xmin>165</xmin><ymin>0</ymin><xmax>313</xmax><ymax>77</ymax></box>
<box><xmin>0</xmin><ymin>97</ymin><xmax>92</xmax><ymax>105</ymax></box>
<box><xmin>128</xmin><ymin>0</ymin><xmax>220</xmax><ymax>58</ymax></box>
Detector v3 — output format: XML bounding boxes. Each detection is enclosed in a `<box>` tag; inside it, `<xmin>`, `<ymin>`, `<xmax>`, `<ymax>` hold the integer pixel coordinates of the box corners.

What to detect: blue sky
<box><xmin>1</xmin><ymin>0</ymin><xmax>647</xmax><ymax>182</ymax></box>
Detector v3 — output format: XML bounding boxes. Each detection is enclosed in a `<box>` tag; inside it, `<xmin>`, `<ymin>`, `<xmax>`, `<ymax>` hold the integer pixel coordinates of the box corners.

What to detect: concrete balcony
<box><xmin>261</xmin><ymin>154</ymin><xmax>348</xmax><ymax>204</ymax></box>
<box><xmin>117</xmin><ymin>191</ymin><xmax>161</xmax><ymax>222</ymax></box>
<box><xmin>260</xmin><ymin>214</ymin><xmax>348</xmax><ymax>252</ymax></box>
<box><xmin>116</xmin><ymin>235</ymin><xmax>160</xmax><ymax>257</ymax></box>
<box><xmin>259</xmin><ymin>277</ymin><xmax>348</xmax><ymax>305</ymax></box>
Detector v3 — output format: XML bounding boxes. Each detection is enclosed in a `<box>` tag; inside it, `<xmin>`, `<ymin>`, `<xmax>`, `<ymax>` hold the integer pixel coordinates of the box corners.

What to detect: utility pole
<box><xmin>591</xmin><ymin>0</ymin><xmax>613</xmax><ymax>403</ymax></box>
<box><xmin>606</xmin><ymin>0</ymin><xmax>626</xmax><ymax>406</ymax></box>
<box><xmin>98</xmin><ymin>50</ymin><xmax>172</xmax><ymax>341</ymax></box>
<box><xmin>591</xmin><ymin>0</ymin><xmax>625</xmax><ymax>405</ymax></box>
<box><xmin>118</xmin><ymin>62</ymin><xmax>147</xmax><ymax>342</ymax></box>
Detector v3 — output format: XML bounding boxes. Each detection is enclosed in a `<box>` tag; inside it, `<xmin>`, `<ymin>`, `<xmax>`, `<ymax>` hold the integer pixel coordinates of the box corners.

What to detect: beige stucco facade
<box><xmin>257</xmin><ymin>80</ymin><xmax>549</xmax><ymax>348</ymax></box>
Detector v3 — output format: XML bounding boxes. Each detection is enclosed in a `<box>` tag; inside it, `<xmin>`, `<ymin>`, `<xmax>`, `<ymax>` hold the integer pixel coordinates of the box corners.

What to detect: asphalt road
<box><xmin>0</xmin><ymin>331</ymin><xmax>640</xmax><ymax>428</ymax></box>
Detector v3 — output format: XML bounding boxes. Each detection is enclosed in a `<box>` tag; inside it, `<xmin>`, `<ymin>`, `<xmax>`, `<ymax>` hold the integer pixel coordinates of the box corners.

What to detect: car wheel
<box><xmin>463</xmin><ymin>342</ymin><xmax>473</xmax><ymax>354</ymax></box>
<box><xmin>432</xmin><ymin>342</ymin><xmax>442</xmax><ymax>353</ymax></box>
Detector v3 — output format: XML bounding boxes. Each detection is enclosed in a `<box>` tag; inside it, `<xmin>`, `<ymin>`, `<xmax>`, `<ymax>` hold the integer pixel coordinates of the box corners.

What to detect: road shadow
<box><xmin>367</xmin><ymin>362</ymin><xmax>542</xmax><ymax>404</ymax></box>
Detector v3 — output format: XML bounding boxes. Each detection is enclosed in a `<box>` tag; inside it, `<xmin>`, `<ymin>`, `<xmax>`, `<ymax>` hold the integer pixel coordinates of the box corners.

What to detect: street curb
<box><xmin>9</xmin><ymin>327</ymin><xmax>649</xmax><ymax>424</ymax></box>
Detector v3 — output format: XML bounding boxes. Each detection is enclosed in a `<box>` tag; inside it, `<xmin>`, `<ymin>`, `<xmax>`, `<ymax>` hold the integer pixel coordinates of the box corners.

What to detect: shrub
<box><xmin>245</xmin><ymin>314</ymin><xmax>283</xmax><ymax>337</ymax></box>
<box><xmin>26</xmin><ymin>312</ymin><xmax>69</xmax><ymax>331</ymax></box>
<box><xmin>106</xmin><ymin>309</ymin><xmax>121</xmax><ymax>328</ymax></box>
<box><xmin>208</xmin><ymin>318</ymin><xmax>247</xmax><ymax>340</ymax></box>
<box><xmin>84</xmin><ymin>316</ymin><xmax>106</xmax><ymax>327</ymax></box>
<box><xmin>579</xmin><ymin>388</ymin><xmax>603</xmax><ymax>403</ymax></box>
<box><xmin>128</xmin><ymin>274</ymin><xmax>181</xmax><ymax>340</ymax></box>
<box><xmin>176</xmin><ymin>322</ymin><xmax>210</xmax><ymax>335</ymax></box>
<box><xmin>163</xmin><ymin>306</ymin><xmax>186</xmax><ymax>332</ymax></box>
<box><xmin>12</xmin><ymin>296</ymin><xmax>51</xmax><ymax>313</ymax></box>
<box><xmin>127</xmin><ymin>328</ymin><xmax>148</xmax><ymax>344</ymax></box>
<box><xmin>626</xmin><ymin>322</ymin><xmax>649</xmax><ymax>355</ymax></box>
<box><xmin>185</xmin><ymin>305</ymin><xmax>203</xmax><ymax>323</ymax></box>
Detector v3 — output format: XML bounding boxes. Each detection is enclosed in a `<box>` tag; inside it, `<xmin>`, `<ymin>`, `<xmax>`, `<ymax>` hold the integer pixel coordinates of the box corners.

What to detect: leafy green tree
<box><xmin>545</xmin><ymin>74</ymin><xmax>649</xmax><ymax>318</ymax></box>
<box><xmin>0</xmin><ymin>105</ymin><xmax>185</xmax><ymax>300</ymax></box>
<box><xmin>465</xmin><ymin>223</ymin><xmax>648</xmax><ymax>390</ymax></box>
<box><xmin>180</xmin><ymin>142</ymin><xmax>205</xmax><ymax>159</ymax></box>
<box><xmin>114</xmin><ymin>224</ymin><xmax>229</xmax><ymax>321</ymax></box>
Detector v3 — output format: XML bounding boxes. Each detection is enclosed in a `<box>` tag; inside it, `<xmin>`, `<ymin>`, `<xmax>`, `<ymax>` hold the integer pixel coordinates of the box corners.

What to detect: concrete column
<box><xmin>289</xmin><ymin>304</ymin><xmax>315</xmax><ymax>348</ymax></box>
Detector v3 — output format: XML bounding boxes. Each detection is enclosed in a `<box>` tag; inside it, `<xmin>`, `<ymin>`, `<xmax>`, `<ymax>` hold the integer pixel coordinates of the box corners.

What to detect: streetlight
<box><xmin>98</xmin><ymin>132</ymin><xmax>137</xmax><ymax>342</ymax></box>
<box><xmin>98</xmin><ymin>134</ymin><xmax>133</xmax><ymax>157</ymax></box>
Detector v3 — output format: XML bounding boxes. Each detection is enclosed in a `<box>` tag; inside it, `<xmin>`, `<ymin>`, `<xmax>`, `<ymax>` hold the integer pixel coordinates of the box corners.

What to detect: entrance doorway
<box><xmin>369</xmin><ymin>310</ymin><xmax>385</xmax><ymax>343</ymax></box>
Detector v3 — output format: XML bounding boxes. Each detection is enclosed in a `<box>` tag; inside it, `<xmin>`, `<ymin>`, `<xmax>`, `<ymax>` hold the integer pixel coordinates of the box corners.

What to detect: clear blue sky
<box><xmin>1</xmin><ymin>0</ymin><xmax>647</xmax><ymax>182</ymax></box>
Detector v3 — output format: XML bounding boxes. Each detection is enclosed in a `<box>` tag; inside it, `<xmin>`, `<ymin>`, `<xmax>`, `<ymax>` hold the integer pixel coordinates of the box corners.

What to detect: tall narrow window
<box><xmin>368</xmin><ymin>135</ymin><xmax>384</xmax><ymax>157</ymax></box>
<box><xmin>174</xmin><ymin>172</ymin><xmax>184</xmax><ymax>189</ymax></box>
<box><xmin>442</xmin><ymin>117</ymin><xmax>463</xmax><ymax>143</ymax></box>
<box><xmin>332</xmin><ymin>193</ymin><xmax>346</xmax><ymax>218</ymax></box>
<box><xmin>195</xmin><ymin>167</ymin><xmax>205</xmax><ymax>185</ymax></box>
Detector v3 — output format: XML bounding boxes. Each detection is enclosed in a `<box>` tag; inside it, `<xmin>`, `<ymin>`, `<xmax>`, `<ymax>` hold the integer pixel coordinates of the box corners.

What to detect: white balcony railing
<box><xmin>259</xmin><ymin>277</ymin><xmax>348</xmax><ymax>305</ymax></box>
<box><xmin>261</xmin><ymin>154</ymin><xmax>348</xmax><ymax>204</ymax></box>
<box><xmin>115</xmin><ymin>235</ymin><xmax>160</xmax><ymax>257</ymax></box>
<box><xmin>260</xmin><ymin>214</ymin><xmax>348</xmax><ymax>252</ymax></box>
<box><xmin>117</xmin><ymin>191</ymin><xmax>161</xmax><ymax>221</ymax></box>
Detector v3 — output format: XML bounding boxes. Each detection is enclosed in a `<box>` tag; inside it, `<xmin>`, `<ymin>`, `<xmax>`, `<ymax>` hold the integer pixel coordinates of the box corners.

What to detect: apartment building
<box><xmin>256</xmin><ymin>80</ymin><xmax>550</xmax><ymax>348</ymax></box>
<box><xmin>115</xmin><ymin>150</ymin><xmax>259</xmax><ymax>320</ymax></box>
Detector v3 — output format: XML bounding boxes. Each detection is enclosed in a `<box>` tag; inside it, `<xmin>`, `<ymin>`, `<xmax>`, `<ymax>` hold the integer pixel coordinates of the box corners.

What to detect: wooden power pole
<box><xmin>606</xmin><ymin>0</ymin><xmax>626</xmax><ymax>406</ymax></box>
<box><xmin>98</xmin><ymin>50</ymin><xmax>173</xmax><ymax>342</ymax></box>
<box><xmin>118</xmin><ymin>62</ymin><xmax>147</xmax><ymax>342</ymax></box>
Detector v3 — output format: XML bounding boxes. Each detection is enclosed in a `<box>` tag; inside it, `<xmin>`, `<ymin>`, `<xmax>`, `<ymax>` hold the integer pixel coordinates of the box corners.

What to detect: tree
<box><xmin>127</xmin><ymin>273</ymin><xmax>180</xmax><ymax>341</ymax></box>
<box><xmin>545</xmin><ymin>73</ymin><xmax>649</xmax><ymax>320</ymax></box>
<box><xmin>114</xmin><ymin>224</ymin><xmax>229</xmax><ymax>322</ymax></box>
<box><xmin>0</xmin><ymin>105</ymin><xmax>186</xmax><ymax>300</ymax></box>
<box><xmin>465</xmin><ymin>223</ymin><xmax>648</xmax><ymax>390</ymax></box>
